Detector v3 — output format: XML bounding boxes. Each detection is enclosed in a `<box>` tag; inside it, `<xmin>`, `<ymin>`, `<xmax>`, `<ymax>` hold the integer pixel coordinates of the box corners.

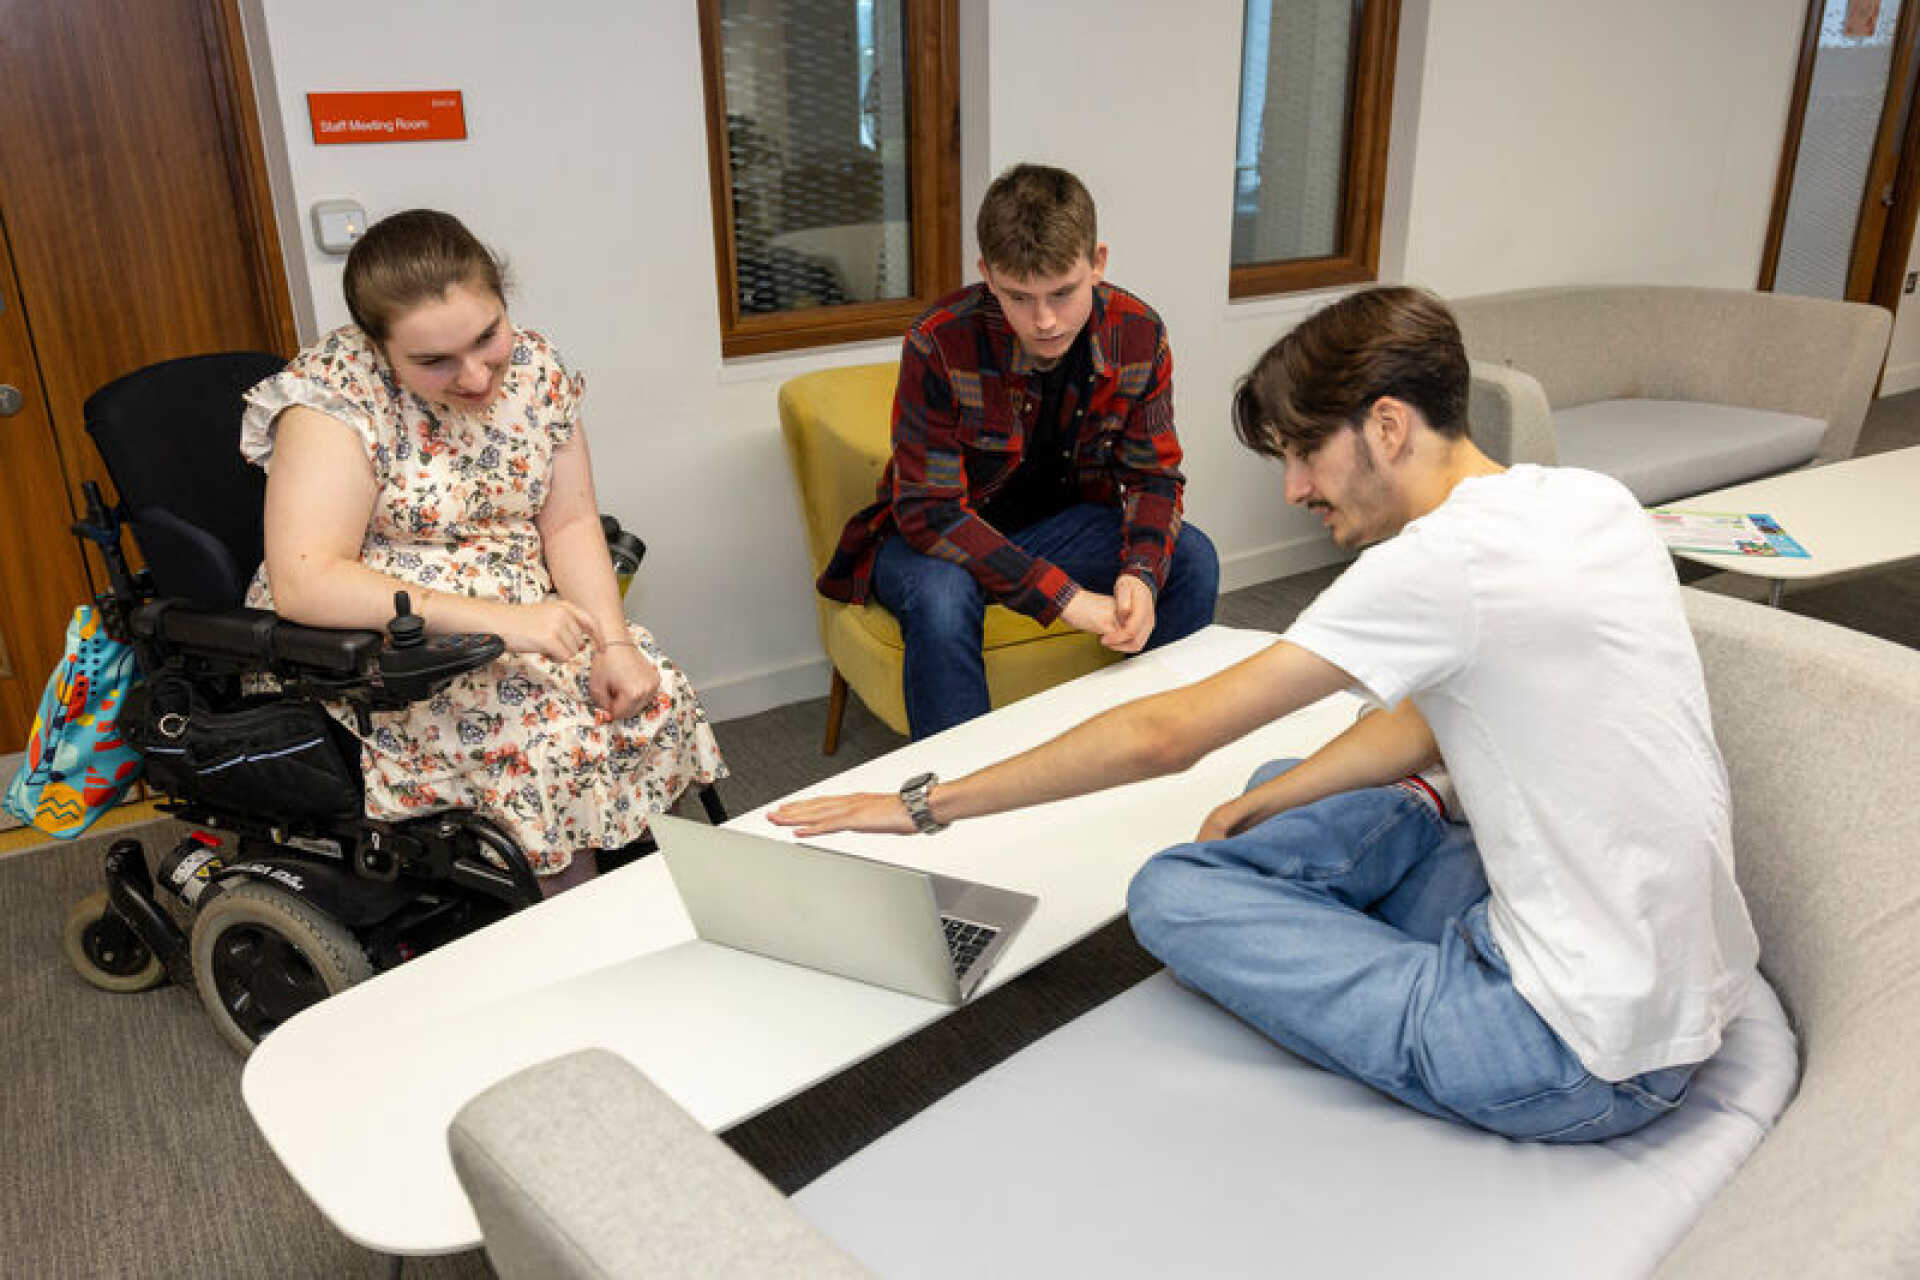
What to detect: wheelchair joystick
<box><xmin>388</xmin><ymin>591</ymin><xmax>426</xmax><ymax>648</ymax></box>
<box><xmin>373</xmin><ymin>591</ymin><xmax>505</xmax><ymax>704</ymax></box>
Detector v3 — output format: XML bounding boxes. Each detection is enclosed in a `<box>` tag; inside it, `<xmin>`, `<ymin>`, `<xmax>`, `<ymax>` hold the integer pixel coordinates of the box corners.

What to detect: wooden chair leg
<box><xmin>823</xmin><ymin>668</ymin><xmax>848</xmax><ymax>755</ymax></box>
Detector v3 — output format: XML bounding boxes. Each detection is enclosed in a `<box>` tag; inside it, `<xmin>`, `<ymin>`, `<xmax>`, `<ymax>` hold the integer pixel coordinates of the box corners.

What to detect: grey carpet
<box><xmin>5</xmin><ymin>389</ymin><xmax>1916</xmax><ymax>1275</ymax></box>
<box><xmin>1</xmin><ymin>819</ymin><xmax>447</xmax><ymax>1279</ymax></box>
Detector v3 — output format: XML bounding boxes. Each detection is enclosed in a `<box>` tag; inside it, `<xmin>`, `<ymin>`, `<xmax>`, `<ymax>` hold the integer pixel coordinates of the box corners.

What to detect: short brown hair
<box><xmin>976</xmin><ymin>164</ymin><xmax>1098</xmax><ymax>278</ymax></box>
<box><xmin>1232</xmin><ymin>286</ymin><xmax>1470</xmax><ymax>459</ymax></box>
<box><xmin>343</xmin><ymin>209</ymin><xmax>509</xmax><ymax>343</ymax></box>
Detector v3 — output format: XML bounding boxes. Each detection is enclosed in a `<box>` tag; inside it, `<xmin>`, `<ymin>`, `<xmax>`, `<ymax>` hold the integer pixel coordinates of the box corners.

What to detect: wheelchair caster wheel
<box><xmin>64</xmin><ymin>890</ymin><xmax>166</xmax><ymax>993</ymax></box>
<box><xmin>190</xmin><ymin>882</ymin><xmax>372</xmax><ymax>1055</ymax></box>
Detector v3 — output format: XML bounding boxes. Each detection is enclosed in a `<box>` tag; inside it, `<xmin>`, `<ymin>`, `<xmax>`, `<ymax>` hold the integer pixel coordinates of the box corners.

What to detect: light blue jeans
<box><xmin>1127</xmin><ymin>759</ymin><xmax>1698</xmax><ymax>1142</ymax></box>
<box><xmin>872</xmin><ymin>503</ymin><xmax>1218</xmax><ymax>739</ymax></box>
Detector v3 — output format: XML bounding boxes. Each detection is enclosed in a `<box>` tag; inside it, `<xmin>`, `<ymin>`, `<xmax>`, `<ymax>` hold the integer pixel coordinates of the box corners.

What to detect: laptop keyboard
<box><xmin>941</xmin><ymin>915</ymin><xmax>1001</xmax><ymax>979</ymax></box>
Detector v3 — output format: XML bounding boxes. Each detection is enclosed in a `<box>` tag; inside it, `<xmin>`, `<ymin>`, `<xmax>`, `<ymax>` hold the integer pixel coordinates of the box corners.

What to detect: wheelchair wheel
<box><xmin>63</xmin><ymin>890</ymin><xmax>166</xmax><ymax>993</ymax></box>
<box><xmin>190</xmin><ymin>881</ymin><xmax>372</xmax><ymax>1055</ymax></box>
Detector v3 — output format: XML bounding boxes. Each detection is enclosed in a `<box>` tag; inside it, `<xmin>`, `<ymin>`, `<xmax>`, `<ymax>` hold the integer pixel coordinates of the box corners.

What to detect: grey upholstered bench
<box><xmin>447</xmin><ymin>589</ymin><xmax>1920</xmax><ymax>1279</ymax></box>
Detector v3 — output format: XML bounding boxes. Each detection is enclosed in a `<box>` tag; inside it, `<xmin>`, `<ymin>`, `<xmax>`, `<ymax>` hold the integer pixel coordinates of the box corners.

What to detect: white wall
<box><xmin>977</xmin><ymin>0</ymin><xmax>1339</xmax><ymax>590</ymax></box>
<box><xmin>1400</xmin><ymin>0</ymin><xmax>1804</xmax><ymax>295</ymax></box>
<box><xmin>245</xmin><ymin>0</ymin><xmax>1807</xmax><ymax>723</ymax></box>
<box><xmin>247</xmin><ymin>0</ymin><xmax>886</xmax><ymax>721</ymax></box>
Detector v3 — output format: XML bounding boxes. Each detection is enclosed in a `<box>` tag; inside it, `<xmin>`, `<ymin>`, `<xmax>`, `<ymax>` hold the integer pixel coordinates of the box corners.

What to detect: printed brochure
<box><xmin>1651</xmin><ymin>509</ymin><xmax>1809</xmax><ymax>558</ymax></box>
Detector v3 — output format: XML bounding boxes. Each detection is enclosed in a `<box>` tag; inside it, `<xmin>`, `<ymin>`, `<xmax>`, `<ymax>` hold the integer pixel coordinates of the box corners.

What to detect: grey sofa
<box><xmin>447</xmin><ymin>589</ymin><xmax>1920</xmax><ymax>1278</ymax></box>
<box><xmin>1455</xmin><ymin>285</ymin><xmax>1891</xmax><ymax>502</ymax></box>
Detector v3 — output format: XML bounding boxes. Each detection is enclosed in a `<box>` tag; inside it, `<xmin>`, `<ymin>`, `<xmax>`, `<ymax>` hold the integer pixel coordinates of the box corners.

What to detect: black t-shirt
<box><xmin>979</xmin><ymin>328</ymin><xmax>1093</xmax><ymax>535</ymax></box>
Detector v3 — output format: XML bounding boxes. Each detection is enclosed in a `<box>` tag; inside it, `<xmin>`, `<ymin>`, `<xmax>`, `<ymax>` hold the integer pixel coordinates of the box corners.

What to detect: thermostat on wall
<box><xmin>311</xmin><ymin>199</ymin><xmax>368</xmax><ymax>255</ymax></box>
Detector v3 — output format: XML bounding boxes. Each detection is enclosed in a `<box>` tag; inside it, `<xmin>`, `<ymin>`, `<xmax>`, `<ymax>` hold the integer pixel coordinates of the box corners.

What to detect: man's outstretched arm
<box><xmin>768</xmin><ymin>641</ymin><xmax>1353</xmax><ymax>836</ymax></box>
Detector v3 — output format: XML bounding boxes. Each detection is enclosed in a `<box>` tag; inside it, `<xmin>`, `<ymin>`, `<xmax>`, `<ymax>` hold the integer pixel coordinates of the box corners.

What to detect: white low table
<box><xmin>241</xmin><ymin>625</ymin><xmax>1356</xmax><ymax>1258</ymax></box>
<box><xmin>1660</xmin><ymin>445</ymin><xmax>1920</xmax><ymax>605</ymax></box>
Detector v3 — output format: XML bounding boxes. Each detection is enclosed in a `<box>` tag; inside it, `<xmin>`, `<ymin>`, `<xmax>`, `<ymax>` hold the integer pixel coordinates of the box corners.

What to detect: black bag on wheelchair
<box><xmin>126</xmin><ymin>676</ymin><xmax>363</xmax><ymax>819</ymax></box>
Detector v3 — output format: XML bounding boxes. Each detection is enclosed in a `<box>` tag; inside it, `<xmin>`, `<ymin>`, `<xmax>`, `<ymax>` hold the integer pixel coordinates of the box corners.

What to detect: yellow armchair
<box><xmin>778</xmin><ymin>362</ymin><xmax>1121</xmax><ymax>752</ymax></box>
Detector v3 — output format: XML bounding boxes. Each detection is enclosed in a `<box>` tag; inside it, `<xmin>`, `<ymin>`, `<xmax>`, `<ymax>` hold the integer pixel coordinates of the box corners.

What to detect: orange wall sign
<box><xmin>308</xmin><ymin>91</ymin><xmax>466</xmax><ymax>145</ymax></box>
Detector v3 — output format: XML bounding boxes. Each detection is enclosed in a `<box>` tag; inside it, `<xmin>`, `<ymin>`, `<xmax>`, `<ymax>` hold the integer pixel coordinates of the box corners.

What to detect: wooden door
<box><xmin>0</xmin><ymin>0</ymin><xmax>294</xmax><ymax>749</ymax></box>
<box><xmin>0</xmin><ymin>217</ymin><xmax>87</xmax><ymax>743</ymax></box>
<box><xmin>1761</xmin><ymin>0</ymin><xmax>1920</xmax><ymax>311</ymax></box>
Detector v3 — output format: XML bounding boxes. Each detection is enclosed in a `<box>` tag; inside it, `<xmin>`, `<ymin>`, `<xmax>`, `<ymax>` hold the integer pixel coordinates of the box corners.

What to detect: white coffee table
<box><xmin>240</xmin><ymin>625</ymin><xmax>1356</xmax><ymax>1259</ymax></box>
<box><xmin>1659</xmin><ymin>446</ymin><xmax>1920</xmax><ymax>606</ymax></box>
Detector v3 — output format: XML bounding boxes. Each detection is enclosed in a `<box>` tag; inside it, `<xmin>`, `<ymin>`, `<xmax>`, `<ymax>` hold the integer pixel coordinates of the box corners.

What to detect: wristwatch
<box><xmin>898</xmin><ymin>771</ymin><xmax>948</xmax><ymax>834</ymax></box>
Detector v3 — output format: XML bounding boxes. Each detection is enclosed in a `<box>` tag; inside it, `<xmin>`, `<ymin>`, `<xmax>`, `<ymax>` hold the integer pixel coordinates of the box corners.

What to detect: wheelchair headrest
<box><xmin>84</xmin><ymin>351</ymin><xmax>287</xmax><ymax>607</ymax></box>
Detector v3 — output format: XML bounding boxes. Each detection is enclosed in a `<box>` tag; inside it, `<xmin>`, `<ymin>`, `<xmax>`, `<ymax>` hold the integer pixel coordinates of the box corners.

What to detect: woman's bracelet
<box><xmin>603</xmin><ymin>639</ymin><xmax>640</xmax><ymax>651</ymax></box>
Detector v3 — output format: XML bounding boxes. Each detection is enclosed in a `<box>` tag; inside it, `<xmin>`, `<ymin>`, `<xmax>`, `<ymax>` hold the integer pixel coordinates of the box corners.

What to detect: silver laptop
<box><xmin>654</xmin><ymin>814</ymin><xmax>1038</xmax><ymax>1005</ymax></box>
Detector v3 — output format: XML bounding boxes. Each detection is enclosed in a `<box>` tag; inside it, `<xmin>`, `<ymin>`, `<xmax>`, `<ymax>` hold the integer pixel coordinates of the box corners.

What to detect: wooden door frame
<box><xmin>1759</xmin><ymin>0</ymin><xmax>1920</xmax><ymax>312</ymax></box>
<box><xmin>206</xmin><ymin>0</ymin><xmax>300</xmax><ymax>357</ymax></box>
<box><xmin>1850</xmin><ymin>0</ymin><xmax>1920</xmax><ymax>303</ymax></box>
<box><xmin>1874</xmin><ymin>24</ymin><xmax>1920</xmax><ymax>308</ymax></box>
<box><xmin>1757</xmin><ymin>1</ymin><xmax>1822</xmax><ymax>292</ymax></box>
<box><xmin>0</xmin><ymin>210</ymin><xmax>85</xmax><ymax>742</ymax></box>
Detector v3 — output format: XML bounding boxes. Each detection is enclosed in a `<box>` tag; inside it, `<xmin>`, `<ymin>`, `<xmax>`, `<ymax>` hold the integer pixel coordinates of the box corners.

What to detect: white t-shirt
<box><xmin>1283</xmin><ymin>465</ymin><xmax>1759</xmax><ymax>1081</ymax></box>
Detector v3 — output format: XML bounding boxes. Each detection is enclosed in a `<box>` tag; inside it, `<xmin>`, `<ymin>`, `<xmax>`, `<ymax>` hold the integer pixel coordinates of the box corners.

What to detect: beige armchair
<box><xmin>1453</xmin><ymin>285</ymin><xmax>1891</xmax><ymax>502</ymax></box>
<box><xmin>1467</xmin><ymin>360</ymin><xmax>1557</xmax><ymax>466</ymax></box>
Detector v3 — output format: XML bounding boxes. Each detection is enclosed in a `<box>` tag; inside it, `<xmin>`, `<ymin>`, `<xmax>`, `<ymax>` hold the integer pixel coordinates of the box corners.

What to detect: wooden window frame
<box><xmin>1228</xmin><ymin>0</ymin><xmax>1401</xmax><ymax>300</ymax></box>
<box><xmin>698</xmin><ymin>0</ymin><xmax>961</xmax><ymax>357</ymax></box>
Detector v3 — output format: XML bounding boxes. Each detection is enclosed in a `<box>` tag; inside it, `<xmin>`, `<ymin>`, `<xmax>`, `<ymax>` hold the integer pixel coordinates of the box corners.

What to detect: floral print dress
<box><xmin>239</xmin><ymin>325</ymin><xmax>726</xmax><ymax>874</ymax></box>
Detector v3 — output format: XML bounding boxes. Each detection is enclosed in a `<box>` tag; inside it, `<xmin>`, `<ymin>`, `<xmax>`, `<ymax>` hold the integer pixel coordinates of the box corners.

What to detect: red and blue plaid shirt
<box><xmin>816</xmin><ymin>281</ymin><xmax>1188</xmax><ymax>624</ymax></box>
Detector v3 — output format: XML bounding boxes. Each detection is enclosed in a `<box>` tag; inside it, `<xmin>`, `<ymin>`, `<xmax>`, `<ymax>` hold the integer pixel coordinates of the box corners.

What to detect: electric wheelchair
<box><xmin>59</xmin><ymin>352</ymin><xmax>723</xmax><ymax>1054</ymax></box>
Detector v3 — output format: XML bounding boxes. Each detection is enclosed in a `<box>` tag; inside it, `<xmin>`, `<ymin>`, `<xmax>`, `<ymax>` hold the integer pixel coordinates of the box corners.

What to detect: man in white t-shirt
<box><xmin>771</xmin><ymin>286</ymin><xmax>1759</xmax><ymax>1142</ymax></box>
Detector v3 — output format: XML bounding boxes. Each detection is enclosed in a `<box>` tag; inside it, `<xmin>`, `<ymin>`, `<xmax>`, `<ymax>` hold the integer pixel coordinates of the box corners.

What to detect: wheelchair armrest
<box><xmin>133</xmin><ymin>601</ymin><xmax>383</xmax><ymax>677</ymax></box>
<box><xmin>134</xmin><ymin>599</ymin><xmax>505</xmax><ymax>708</ymax></box>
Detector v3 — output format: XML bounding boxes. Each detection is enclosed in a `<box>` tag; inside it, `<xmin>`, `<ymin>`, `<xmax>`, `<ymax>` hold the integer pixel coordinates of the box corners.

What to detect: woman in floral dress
<box><xmin>240</xmin><ymin>209</ymin><xmax>725</xmax><ymax>894</ymax></box>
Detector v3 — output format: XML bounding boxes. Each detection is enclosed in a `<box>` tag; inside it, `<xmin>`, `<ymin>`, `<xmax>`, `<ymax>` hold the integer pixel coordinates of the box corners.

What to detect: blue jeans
<box><xmin>1127</xmin><ymin>760</ymin><xmax>1697</xmax><ymax>1142</ymax></box>
<box><xmin>871</xmin><ymin>503</ymin><xmax>1219</xmax><ymax>738</ymax></box>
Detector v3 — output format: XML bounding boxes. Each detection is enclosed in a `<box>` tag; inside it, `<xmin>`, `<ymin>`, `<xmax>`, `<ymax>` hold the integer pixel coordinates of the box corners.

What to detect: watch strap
<box><xmin>899</xmin><ymin>771</ymin><xmax>947</xmax><ymax>834</ymax></box>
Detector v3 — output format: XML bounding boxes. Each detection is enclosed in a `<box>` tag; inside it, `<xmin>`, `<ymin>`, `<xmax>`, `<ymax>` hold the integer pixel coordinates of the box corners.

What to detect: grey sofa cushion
<box><xmin>1552</xmin><ymin>399</ymin><xmax>1826</xmax><ymax>505</ymax></box>
<box><xmin>795</xmin><ymin>969</ymin><xmax>1796</xmax><ymax>1280</ymax></box>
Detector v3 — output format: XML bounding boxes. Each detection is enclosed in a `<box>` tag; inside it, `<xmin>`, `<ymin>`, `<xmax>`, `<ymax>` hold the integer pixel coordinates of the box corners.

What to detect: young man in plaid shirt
<box><xmin>816</xmin><ymin>164</ymin><xmax>1219</xmax><ymax>738</ymax></box>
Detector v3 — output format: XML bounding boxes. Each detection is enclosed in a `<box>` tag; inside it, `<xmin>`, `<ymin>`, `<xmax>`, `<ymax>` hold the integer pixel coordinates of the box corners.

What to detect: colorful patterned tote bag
<box><xmin>3</xmin><ymin>605</ymin><xmax>144</xmax><ymax>838</ymax></box>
